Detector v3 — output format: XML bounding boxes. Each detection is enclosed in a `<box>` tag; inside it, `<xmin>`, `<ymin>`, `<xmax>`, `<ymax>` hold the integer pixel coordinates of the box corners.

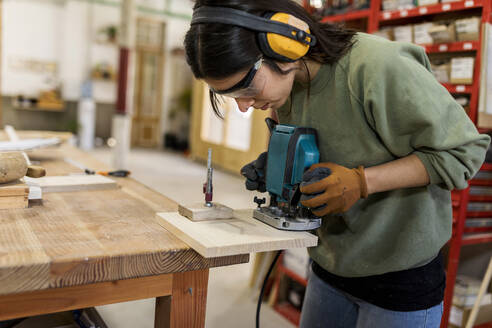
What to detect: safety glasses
<box><xmin>210</xmin><ymin>58</ymin><xmax>266</xmax><ymax>98</ymax></box>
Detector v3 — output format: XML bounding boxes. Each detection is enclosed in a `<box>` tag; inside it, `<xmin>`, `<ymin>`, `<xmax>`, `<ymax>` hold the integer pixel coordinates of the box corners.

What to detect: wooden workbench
<box><xmin>0</xmin><ymin>140</ymin><xmax>249</xmax><ymax>327</ymax></box>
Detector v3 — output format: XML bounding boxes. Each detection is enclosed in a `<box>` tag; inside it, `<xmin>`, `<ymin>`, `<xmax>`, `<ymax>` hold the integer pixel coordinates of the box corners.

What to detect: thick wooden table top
<box><xmin>0</xmin><ymin>140</ymin><xmax>248</xmax><ymax>296</ymax></box>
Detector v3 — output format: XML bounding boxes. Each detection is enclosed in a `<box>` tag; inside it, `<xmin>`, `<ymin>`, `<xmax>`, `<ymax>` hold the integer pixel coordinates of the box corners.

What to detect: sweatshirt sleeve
<box><xmin>349</xmin><ymin>38</ymin><xmax>490</xmax><ymax>190</ymax></box>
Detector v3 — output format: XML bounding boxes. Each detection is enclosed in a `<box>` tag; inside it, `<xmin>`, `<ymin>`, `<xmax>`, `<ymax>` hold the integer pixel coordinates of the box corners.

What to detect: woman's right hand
<box><xmin>240</xmin><ymin>152</ymin><xmax>267</xmax><ymax>192</ymax></box>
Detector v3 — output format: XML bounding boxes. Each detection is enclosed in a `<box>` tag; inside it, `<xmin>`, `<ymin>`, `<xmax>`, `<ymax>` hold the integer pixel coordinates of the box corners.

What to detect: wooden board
<box><xmin>0</xmin><ymin>180</ymin><xmax>29</xmax><ymax>197</ymax></box>
<box><xmin>0</xmin><ymin>180</ymin><xmax>29</xmax><ymax>209</ymax></box>
<box><xmin>178</xmin><ymin>202</ymin><xmax>233</xmax><ymax>221</ymax></box>
<box><xmin>156</xmin><ymin>210</ymin><xmax>318</xmax><ymax>258</ymax></box>
<box><xmin>28</xmin><ymin>175</ymin><xmax>118</xmax><ymax>193</ymax></box>
<box><xmin>0</xmin><ymin>195</ymin><xmax>28</xmax><ymax>209</ymax></box>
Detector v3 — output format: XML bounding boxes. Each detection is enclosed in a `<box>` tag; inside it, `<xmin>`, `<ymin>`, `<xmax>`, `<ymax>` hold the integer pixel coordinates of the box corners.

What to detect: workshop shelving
<box><xmin>320</xmin><ymin>9</ymin><xmax>372</xmax><ymax>22</ymax></box>
<box><xmin>442</xmin><ymin>83</ymin><xmax>474</xmax><ymax>94</ymax></box>
<box><xmin>379</xmin><ymin>0</ymin><xmax>484</xmax><ymax>21</ymax></box>
<box><xmin>422</xmin><ymin>40</ymin><xmax>480</xmax><ymax>53</ymax></box>
<box><xmin>298</xmin><ymin>1</ymin><xmax>492</xmax><ymax>327</ymax></box>
<box><xmin>269</xmin><ymin>253</ymin><xmax>308</xmax><ymax>327</ymax></box>
<box><xmin>448</xmin><ymin>163</ymin><xmax>492</xmax><ymax>327</ymax></box>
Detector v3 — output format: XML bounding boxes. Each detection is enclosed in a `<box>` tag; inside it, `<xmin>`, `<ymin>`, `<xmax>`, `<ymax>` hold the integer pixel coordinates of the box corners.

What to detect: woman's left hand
<box><xmin>300</xmin><ymin>162</ymin><xmax>368</xmax><ymax>216</ymax></box>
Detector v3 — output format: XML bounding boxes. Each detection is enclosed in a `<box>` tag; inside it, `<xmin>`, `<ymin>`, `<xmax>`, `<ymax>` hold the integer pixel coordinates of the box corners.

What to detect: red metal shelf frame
<box><xmin>274</xmin><ymin>302</ymin><xmax>301</xmax><ymax>326</ymax></box>
<box><xmin>277</xmin><ymin>263</ymin><xmax>308</xmax><ymax>287</ymax></box>
<box><xmin>422</xmin><ymin>40</ymin><xmax>480</xmax><ymax>53</ymax></box>
<box><xmin>442</xmin><ymin>83</ymin><xmax>474</xmax><ymax>94</ymax></box>
<box><xmin>270</xmin><ymin>254</ymin><xmax>309</xmax><ymax>326</ymax></box>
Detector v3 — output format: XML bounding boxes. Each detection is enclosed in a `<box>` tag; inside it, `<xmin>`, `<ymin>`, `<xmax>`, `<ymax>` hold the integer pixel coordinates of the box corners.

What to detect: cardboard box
<box><xmin>450</xmin><ymin>303</ymin><xmax>492</xmax><ymax>328</ymax></box>
<box><xmin>414</xmin><ymin>22</ymin><xmax>434</xmax><ymax>44</ymax></box>
<box><xmin>429</xmin><ymin>22</ymin><xmax>456</xmax><ymax>43</ymax></box>
<box><xmin>418</xmin><ymin>0</ymin><xmax>438</xmax><ymax>5</ymax></box>
<box><xmin>382</xmin><ymin>0</ymin><xmax>399</xmax><ymax>11</ymax></box>
<box><xmin>374</xmin><ymin>27</ymin><xmax>394</xmax><ymax>40</ymax></box>
<box><xmin>382</xmin><ymin>0</ymin><xmax>415</xmax><ymax>10</ymax></box>
<box><xmin>450</xmin><ymin>57</ymin><xmax>475</xmax><ymax>84</ymax></box>
<box><xmin>393</xmin><ymin>25</ymin><xmax>414</xmax><ymax>43</ymax></box>
<box><xmin>453</xmin><ymin>293</ymin><xmax>492</xmax><ymax>307</ymax></box>
<box><xmin>478</xmin><ymin>112</ymin><xmax>492</xmax><ymax>129</ymax></box>
<box><xmin>398</xmin><ymin>0</ymin><xmax>416</xmax><ymax>9</ymax></box>
<box><xmin>431</xmin><ymin>62</ymin><xmax>451</xmax><ymax>83</ymax></box>
<box><xmin>456</xmin><ymin>17</ymin><xmax>481</xmax><ymax>41</ymax></box>
<box><xmin>455</xmin><ymin>275</ymin><xmax>482</xmax><ymax>296</ymax></box>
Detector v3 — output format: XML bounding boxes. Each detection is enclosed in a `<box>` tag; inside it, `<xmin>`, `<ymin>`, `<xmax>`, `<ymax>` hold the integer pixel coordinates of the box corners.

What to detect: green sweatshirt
<box><xmin>276</xmin><ymin>33</ymin><xmax>490</xmax><ymax>278</ymax></box>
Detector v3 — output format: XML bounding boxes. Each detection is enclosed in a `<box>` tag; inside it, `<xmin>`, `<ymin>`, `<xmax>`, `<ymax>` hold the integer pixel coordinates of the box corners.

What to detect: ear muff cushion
<box><xmin>258</xmin><ymin>12</ymin><xmax>292</xmax><ymax>62</ymax></box>
<box><xmin>258</xmin><ymin>12</ymin><xmax>311</xmax><ymax>62</ymax></box>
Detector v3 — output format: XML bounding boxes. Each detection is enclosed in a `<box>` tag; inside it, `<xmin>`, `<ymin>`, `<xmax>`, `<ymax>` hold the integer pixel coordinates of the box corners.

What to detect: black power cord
<box><xmin>256</xmin><ymin>250</ymin><xmax>282</xmax><ymax>328</ymax></box>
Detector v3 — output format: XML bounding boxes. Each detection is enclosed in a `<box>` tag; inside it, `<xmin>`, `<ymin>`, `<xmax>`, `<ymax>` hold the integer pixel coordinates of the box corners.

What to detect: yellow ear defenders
<box><xmin>191</xmin><ymin>6</ymin><xmax>317</xmax><ymax>62</ymax></box>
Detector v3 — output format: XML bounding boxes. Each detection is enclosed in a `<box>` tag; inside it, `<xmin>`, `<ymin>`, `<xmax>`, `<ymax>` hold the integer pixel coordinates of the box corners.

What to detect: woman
<box><xmin>184</xmin><ymin>0</ymin><xmax>490</xmax><ymax>327</ymax></box>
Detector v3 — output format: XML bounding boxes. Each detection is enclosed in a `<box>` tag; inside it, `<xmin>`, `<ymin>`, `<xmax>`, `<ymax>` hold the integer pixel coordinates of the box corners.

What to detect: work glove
<box><xmin>240</xmin><ymin>152</ymin><xmax>267</xmax><ymax>192</ymax></box>
<box><xmin>300</xmin><ymin>163</ymin><xmax>368</xmax><ymax>216</ymax></box>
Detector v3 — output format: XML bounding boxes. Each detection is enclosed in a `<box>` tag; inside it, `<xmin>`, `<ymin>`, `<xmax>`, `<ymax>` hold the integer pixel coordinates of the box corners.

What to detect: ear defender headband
<box><xmin>191</xmin><ymin>6</ymin><xmax>317</xmax><ymax>62</ymax></box>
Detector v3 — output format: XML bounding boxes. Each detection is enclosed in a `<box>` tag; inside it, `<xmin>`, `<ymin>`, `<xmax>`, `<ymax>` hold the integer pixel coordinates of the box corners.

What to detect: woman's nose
<box><xmin>235</xmin><ymin>98</ymin><xmax>255</xmax><ymax>112</ymax></box>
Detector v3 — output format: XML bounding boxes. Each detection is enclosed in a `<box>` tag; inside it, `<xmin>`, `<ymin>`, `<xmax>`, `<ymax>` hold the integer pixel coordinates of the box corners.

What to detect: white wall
<box><xmin>1</xmin><ymin>0</ymin><xmax>194</xmax><ymax>137</ymax></box>
<box><xmin>2</xmin><ymin>0</ymin><xmax>121</xmax><ymax>102</ymax></box>
<box><xmin>2</xmin><ymin>0</ymin><xmax>64</xmax><ymax>97</ymax></box>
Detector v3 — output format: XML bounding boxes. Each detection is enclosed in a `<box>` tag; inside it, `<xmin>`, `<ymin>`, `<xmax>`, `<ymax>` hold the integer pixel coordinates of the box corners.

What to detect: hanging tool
<box><xmin>203</xmin><ymin>148</ymin><xmax>213</xmax><ymax>207</ymax></box>
<box><xmin>252</xmin><ymin>119</ymin><xmax>321</xmax><ymax>231</ymax></box>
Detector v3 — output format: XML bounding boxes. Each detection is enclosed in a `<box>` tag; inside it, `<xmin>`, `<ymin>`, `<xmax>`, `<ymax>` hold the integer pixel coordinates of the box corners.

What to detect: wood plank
<box><xmin>0</xmin><ymin>194</ymin><xmax>28</xmax><ymax>209</ymax></box>
<box><xmin>155</xmin><ymin>269</ymin><xmax>209</xmax><ymax>328</ymax></box>
<box><xmin>30</xmin><ymin>175</ymin><xmax>117</xmax><ymax>193</ymax></box>
<box><xmin>0</xmin><ymin>180</ymin><xmax>29</xmax><ymax>197</ymax></box>
<box><xmin>0</xmin><ymin>274</ymin><xmax>173</xmax><ymax>321</ymax></box>
<box><xmin>178</xmin><ymin>203</ymin><xmax>233</xmax><ymax>221</ymax></box>
<box><xmin>156</xmin><ymin>210</ymin><xmax>318</xmax><ymax>258</ymax></box>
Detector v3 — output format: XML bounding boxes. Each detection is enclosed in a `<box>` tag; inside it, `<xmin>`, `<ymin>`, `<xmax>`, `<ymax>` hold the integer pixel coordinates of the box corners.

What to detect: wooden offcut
<box><xmin>155</xmin><ymin>209</ymin><xmax>318</xmax><ymax>258</ymax></box>
<box><xmin>26</xmin><ymin>165</ymin><xmax>46</xmax><ymax>178</ymax></box>
<box><xmin>178</xmin><ymin>202</ymin><xmax>233</xmax><ymax>221</ymax></box>
<box><xmin>31</xmin><ymin>175</ymin><xmax>117</xmax><ymax>193</ymax></box>
<box><xmin>0</xmin><ymin>180</ymin><xmax>29</xmax><ymax>197</ymax></box>
<box><xmin>0</xmin><ymin>180</ymin><xmax>29</xmax><ymax>209</ymax></box>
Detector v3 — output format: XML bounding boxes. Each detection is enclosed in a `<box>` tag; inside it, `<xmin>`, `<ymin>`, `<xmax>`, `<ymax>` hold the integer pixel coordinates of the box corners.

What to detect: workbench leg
<box><xmin>155</xmin><ymin>269</ymin><xmax>209</xmax><ymax>328</ymax></box>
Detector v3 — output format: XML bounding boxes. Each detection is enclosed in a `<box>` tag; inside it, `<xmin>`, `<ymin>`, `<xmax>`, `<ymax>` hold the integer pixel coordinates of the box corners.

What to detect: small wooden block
<box><xmin>26</xmin><ymin>165</ymin><xmax>46</xmax><ymax>178</ymax></box>
<box><xmin>0</xmin><ymin>180</ymin><xmax>29</xmax><ymax>197</ymax></box>
<box><xmin>178</xmin><ymin>203</ymin><xmax>234</xmax><ymax>221</ymax></box>
<box><xmin>0</xmin><ymin>180</ymin><xmax>29</xmax><ymax>209</ymax></box>
<box><xmin>0</xmin><ymin>195</ymin><xmax>28</xmax><ymax>210</ymax></box>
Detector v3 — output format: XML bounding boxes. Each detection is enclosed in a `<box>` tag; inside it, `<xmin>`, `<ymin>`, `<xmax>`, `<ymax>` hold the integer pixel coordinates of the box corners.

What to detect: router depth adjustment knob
<box><xmin>254</xmin><ymin>196</ymin><xmax>266</xmax><ymax>208</ymax></box>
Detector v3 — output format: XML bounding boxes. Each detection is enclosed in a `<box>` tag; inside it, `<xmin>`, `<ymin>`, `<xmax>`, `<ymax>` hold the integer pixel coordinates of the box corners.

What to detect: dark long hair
<box><xmin>184</xmin><ymin>0</ymin><xmax>356</xmax><ymax>117</ymax></box>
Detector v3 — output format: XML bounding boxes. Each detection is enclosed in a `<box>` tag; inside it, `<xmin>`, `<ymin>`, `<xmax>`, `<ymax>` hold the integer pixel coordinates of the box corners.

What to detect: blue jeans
<box><xmin>300</xmin><ymin>269</ymin><xmax>443</xmax><ymax>328</ymax></box>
